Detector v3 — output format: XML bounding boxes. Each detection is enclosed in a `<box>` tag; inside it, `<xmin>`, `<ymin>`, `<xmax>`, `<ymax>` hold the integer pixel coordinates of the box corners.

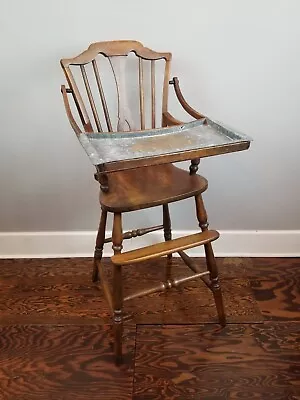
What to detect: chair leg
<box><xmin>195</xmin><ymin>194</ymin><xmax>226</xmax><ymax>326</ymax></box>
<box><xmin>163</xmin><ymin>204</ymin><xmax>172</xmax><ymax>282</ymax></box>
<box><xmin>92</xmin><ymin>209</ymin><xmax>108</xmax><ymax>282</ymax></box>
<box><xmin>112</xmin><ymin>212</ymin><xmax>123</xmax><ymax>365</ymax></box>
<box><xmin>163</xmin><ymin>204</ymin><xmax>172</xmax><ymax>260</ymax></box>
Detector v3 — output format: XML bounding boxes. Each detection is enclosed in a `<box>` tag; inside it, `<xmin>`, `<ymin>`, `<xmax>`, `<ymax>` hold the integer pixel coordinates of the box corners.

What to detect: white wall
<box><xmin>0</xmin><ymin>0</ymin><xmax>300</xmax><ymax>255</ymax></box>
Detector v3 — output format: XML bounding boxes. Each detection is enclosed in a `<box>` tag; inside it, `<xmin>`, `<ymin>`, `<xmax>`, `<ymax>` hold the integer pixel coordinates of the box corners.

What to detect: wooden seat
<box><xmin>60</xmin><ymin>40</ymin><xmax>226</xmax><ymax>365</ymax></box>
<box><xmin>100</xmin><ymin>164</ymin><xmax>208</xmax><ymax>212</ymax></box>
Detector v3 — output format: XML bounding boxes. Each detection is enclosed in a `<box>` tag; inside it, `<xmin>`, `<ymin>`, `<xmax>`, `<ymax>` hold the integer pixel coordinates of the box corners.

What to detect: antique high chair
<box><xmin>60</xmin><ymin>40</ymin><xmax>250</xmax><ymax>364</ymax></box>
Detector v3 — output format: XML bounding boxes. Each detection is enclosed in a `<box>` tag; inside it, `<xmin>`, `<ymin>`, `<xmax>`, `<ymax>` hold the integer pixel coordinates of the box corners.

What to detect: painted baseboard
<box><xmin>0</xmin><ymin>230</ymin><xmax>299</xmax><ymax>258</ymax></box>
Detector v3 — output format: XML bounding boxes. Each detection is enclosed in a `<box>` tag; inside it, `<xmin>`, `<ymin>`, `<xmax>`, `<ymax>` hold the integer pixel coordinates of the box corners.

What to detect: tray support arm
<box><xmin>169</xmin><ymin>77</ymin><xmax>205</xmax><ymax>120</ymax></box>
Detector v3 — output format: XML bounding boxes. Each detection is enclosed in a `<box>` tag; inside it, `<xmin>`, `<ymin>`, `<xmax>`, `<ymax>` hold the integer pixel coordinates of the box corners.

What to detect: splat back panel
<box><xmin>61</xmin><ymin>41</ymin><xmax>172</xmax><ymax>133</ymax></box>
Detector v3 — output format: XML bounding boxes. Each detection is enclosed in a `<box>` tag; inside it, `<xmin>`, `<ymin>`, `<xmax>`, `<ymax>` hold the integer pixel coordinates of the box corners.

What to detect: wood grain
<box><xmin>0</xmin><ymin>258</ymin><xmax>166</xmax><ymax>325</ymax></box>
<box><xmin>0</xmin><ymin>257</ymin><xmax>299</xmax><ymax>399</ymax></box>
<box><xmin>1</xmin><ymin>257</ymin><xmax>296</xmax><ymax>279</ymax></box>
<box><xmin>0</xmin><ymin>258</ymin><xmax>262</xmax><ymax>325</ymax></box>
<box><xmin>221</xmin><ymin>257</ymin><xmax>300</xmax><ymax>322</ymax></box>
<box><xmin>100</xmin><ymin>164</ymin><xmax>208</xmax><ymax>213</ymax></box>
<box><xmin>61</xmin><ymin>40</ymin><xmax>171</xmax><ymax>67</ymax></box>
<box><xmin>133</xmin><ymin>324</ymin><xmax>300</xmax><ymax>399</ymax></box>
<box><xmin>112</xmin><ymin>230</ymin><xmax>219</xmax><ymax>265</ymax></box>
<box><xmin>251</xmin><ymin>274</ymin><xmax>300</xmax><ymax>321</ymax></box>
<box><xmin>163</xmin><ymin>277</ymin><xmax>263</xmax><ymax>324</ymax></box>
<box><xmin>1</xmin><ymin>258</ymin><xmax>298</xmax><ymax>326</ymax></box>
<box><xmin>0</xmin><ymin>325</ymin><xmax>135</xmax><ymax>400</ymax></box>
<box><xmin>219</xmin><ymin>257</ymin><xmax>299</xmax><ymax>279</ymax></box>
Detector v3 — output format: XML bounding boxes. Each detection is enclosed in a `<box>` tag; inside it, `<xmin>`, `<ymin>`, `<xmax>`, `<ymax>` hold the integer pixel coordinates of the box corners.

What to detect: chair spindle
<box><xmin>92</xmin><ymin>60</ymin><xmax>113</xmax><ymax>132</ymax></box>
<box><xmin>64</xmin><ymin>66</ymin><xmax>93</xmax><ymax>132</ymax></box>
<box><xmin>80</xmin><ymin>64</ymin><xmax>102</xmax><ymax>132</ymax></box>
<box><xmin>139</xmin><ymin>58</ymin><xmax>145</xmax><ymax>130</ymax></box>
<box><xmin>151</xmin><ymin>60</ymin><xmax>156</xmax><ymax>128</ymax></box>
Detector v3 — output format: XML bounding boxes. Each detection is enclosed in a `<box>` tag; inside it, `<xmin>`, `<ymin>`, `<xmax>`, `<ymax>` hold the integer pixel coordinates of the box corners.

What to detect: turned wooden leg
<box><xmin>195</xmin><ymin>194</ymin><xmax>226</xmax><ymax>326</ymax></box>
<box><xmin>163</xmin><ymin>204</ymin><xmax>172</xmax><ymax>264</ymax></box>
<box><xmin>112</xmin><ymin>213</ymin><xmax>123</xmax><ymax>364</ymax></box>
<box><xmin>189</xmin><ymin>158</ymin><xmax>200</xmax><ymax>175</ymax></box>
<box><xmin>92</xmin><ymin>209</ymin><xmax>107</xmax><ymax>282</ymax></box>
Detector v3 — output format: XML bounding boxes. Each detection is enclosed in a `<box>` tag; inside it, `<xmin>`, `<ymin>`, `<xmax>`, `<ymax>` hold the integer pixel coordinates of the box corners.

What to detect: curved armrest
<box><xmin>162</xmin><ymin>111</ymin><xmax>183</xmax><ymax>127</ymax></box>
<box><xmin>61</xmin><ymin>85</ymin><xmax>82</xmax><ymax>136</ymax></box>
<box><xmin>170</xmin><ymin>77</ymin><xmax>205</xmax><ymax>120</ymax></box>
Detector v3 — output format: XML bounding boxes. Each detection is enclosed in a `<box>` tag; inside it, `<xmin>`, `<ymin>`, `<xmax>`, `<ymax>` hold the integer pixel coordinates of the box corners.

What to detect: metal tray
<box><xmin>78</xmin><ymin>117</ymin><xmax>252</xmax><ymax>172</ymax></box>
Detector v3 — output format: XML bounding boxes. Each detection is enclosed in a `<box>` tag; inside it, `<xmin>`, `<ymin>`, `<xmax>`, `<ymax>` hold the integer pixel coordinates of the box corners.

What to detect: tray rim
<box><xmin>86</xmin><ymin>117</ymin><xmax>253</xmax><ymax>142</ymax></box>
<box><xmin>78</xmin><ymin>117</ymin><xmax>252</xmax><ymax>173</ymax></box>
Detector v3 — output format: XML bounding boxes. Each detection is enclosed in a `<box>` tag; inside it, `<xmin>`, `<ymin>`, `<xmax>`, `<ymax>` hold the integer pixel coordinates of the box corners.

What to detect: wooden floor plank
<box><xmin>0</xmin><ymin>259</ymin><xmax>166</xmax><ymax>325</ymax></box>
<box><xmin>1</xmin><ymin>257</ymin><xmax>298</xmax><ymax>280</ymax></box>
<box><xmin>250</xmin><ymin>274</ymin><xmax>300</xmax><ymax>321</ymax></box>
<box><xmin>163</xmin><ymin>278</ymin><xmax>263</xmax><ymax>323</ymax></box>
<box><xmin>0</xmin><ymin>258</ymin><xmax>263</xmax><ymax>325</ymax></box>
<box><xmin>0</xmin><ymin>325</ymin><xmax>135</xmax><ymax>400</ymax></box>
<box><xmin>133</xmin><ymin>323</ymin><xmax>300</xmax><ymax>399</ymax></box>
<box><xmin>219</xmin><ymin>257</ymin><xmax>300</xmax><ymax>279</ymax></box>
<box><xmin>0</xmin><ymin>257</ymin><xmax>299</xmax><ymax>399</ymax></box>
<box><xmin>1</xmin><ymin>258</ymin><xmax>298</xmax><ymax>326</ymax></box>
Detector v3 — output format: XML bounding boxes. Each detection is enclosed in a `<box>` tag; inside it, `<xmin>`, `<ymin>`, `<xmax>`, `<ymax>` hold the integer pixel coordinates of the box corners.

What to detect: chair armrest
<box><xmin>169</xmin><ymin>77</ymin><xmax>205</xmax><ymax>120</ymax></box>
<box><xmin>61</xmin><ymin>85</ymin><xmax>82</xmax><ymax>136</ymax></box>
<box><xmin>162</xmin><ymin>111</ymin><xmax>183</xmax><ymax>127</ymax></box>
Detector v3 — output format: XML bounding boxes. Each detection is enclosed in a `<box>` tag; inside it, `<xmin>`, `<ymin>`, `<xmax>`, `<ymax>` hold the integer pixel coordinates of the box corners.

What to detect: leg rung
<box><xmin>124</xmin><ymin>271</ymin><xmax>210</xmax><ymax>302</ymax></box>
<box><xmin>112</xmin><ymin>230</ymin><xmax>219</xmax><ymax>266</ymax></box>
<box><xmin>104</xmin><ymin>224</ymin><xmax>163</xmax><ymax>243</ymax></box>
<box><xmin>178</xmin><ymin>250</ymin><xmax>212</xmax><ymax>290</ymax></box>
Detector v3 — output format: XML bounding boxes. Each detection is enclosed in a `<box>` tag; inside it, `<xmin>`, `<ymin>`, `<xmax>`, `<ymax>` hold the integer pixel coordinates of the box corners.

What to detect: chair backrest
<box><xmin>61</xmin><ymin>40</ymin><xmax>172</xmax><ymax>133</ymax></box>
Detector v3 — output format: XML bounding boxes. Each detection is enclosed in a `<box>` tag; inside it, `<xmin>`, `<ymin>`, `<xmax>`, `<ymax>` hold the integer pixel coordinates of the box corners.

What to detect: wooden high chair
<box><xmin>60</xmin><ymin>40</ymin><xmax>229</xmax><ymax>364</ymax></box>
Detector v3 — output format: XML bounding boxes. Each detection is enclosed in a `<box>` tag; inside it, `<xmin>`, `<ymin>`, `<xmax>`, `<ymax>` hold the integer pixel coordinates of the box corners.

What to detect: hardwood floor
<box><xmin>134</xmin><ymin>324</ymin><xmax>299</xmax><ymax>399</ymax></box>
<box><xmin>0</xmin><ymin>257</ymin><xmax>299</xmax><ymax>399</ymax></box>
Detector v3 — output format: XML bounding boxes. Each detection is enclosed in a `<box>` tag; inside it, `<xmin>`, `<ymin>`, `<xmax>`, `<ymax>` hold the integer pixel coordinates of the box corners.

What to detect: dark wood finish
<box><xmin>92</xmin><ymin>209</ymin><xmax>107</xmax><ymax>282</ymax></box>
<box><xmin>0</xmin><ymin>257</ymin><xmax>299</xmax><ymax>399</ymax></box>
<box><xmin>250</xmin><ymin>263</ymin><xmax>300</xmax><ymax>321</ymax></box>
<box><xmin>112</xmin><ymin>213</ymin><xmax>124</xmax><ymax>364</ymax></box>
<box><xmin>112</xmin><ymin>230</ymin><xmax>219</xmax><ymax>266</ymax></box>
<box><xmin>162</xmin><ymin>204</ymin><xmax>172</xmax><ymax>242</ymax></box>
<box><xmin>0</xmin><ymin>258</ymin><xmax>170</xmax><ymax>326</ymax></box>
<box><xmin>189</xmin><ymin>157</ymin><xmax>200</xmax><ymax>175</ymax></box>
<box><xmin>218</xmin><ymin>257</ymin><xmax>300</xmax><ymax>280</ymax></box>
<box><xmin>1</xmin><ymin>257</ymin><xmax>297</xmax><ymax>281</ymax></box>
<box><xmin>100</xmin><ymin>164</ymin><xmax>208</xmax><ymax>212</ymax></box>
<box><xmin>104</xmin><ymin>224</ymin><xmax>163</xmax><ymax>243</ymax></box>
<box><xmin>163</xmin><ymin>204</ymin><xmax>172</xmax><ymax>263</ymax></box>
<box><xmin>195</xmin><ymin>194</ymin><xmax>226</xmax><ymax>326</ymax></box>
<box><xmin>1</xmin><ymin>258</ymin><xmax>297</xmax><ymax>325</ymax></box>
<box><xmin>163</xmin><ymin>277</ymin><xmax>263</xmax><ymax>324</ymax></box>
<box><xmin>59</xmin><ymin>41</ymin><xmax>251</xmax><ymax>363</ymax></box>
<box><xmin>133</xmin><ymin>324</ymin><xmax>300</xmax><ymax>399</ymax></box>
<box><xmin>178</xmin><ymin>250</ymin><xmax>212</xmax><ymax>289</ymax></box>
<box><xmin>0</xmin><ymin>258</ymin><xmax>262</xmax><ymax>326</ymax></box>
<box><xmin>0</xmin><ymin>324</ymin><xmax>135</xmax><ymax>400</ymax></box>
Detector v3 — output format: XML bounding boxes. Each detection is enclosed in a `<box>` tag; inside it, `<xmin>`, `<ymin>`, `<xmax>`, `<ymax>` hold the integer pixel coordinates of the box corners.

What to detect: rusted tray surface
<box><xmin>78</xmin><ymin>117</ymin><xmax>252</xmax><ymax>171</ymax></box>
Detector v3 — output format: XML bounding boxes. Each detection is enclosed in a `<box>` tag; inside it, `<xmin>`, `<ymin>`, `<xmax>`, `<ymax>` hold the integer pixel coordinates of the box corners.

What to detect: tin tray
<box><xmin>78</xmin><ymin>117</ymin><xmax>252</xmax><ymax>172</ymax></box>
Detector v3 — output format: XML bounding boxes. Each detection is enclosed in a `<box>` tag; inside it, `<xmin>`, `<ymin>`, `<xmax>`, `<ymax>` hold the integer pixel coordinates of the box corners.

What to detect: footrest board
<box><xmin>111</xmin><ymin>230</ymin><xmax>219</xmax><ymax>266</ymax></box>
